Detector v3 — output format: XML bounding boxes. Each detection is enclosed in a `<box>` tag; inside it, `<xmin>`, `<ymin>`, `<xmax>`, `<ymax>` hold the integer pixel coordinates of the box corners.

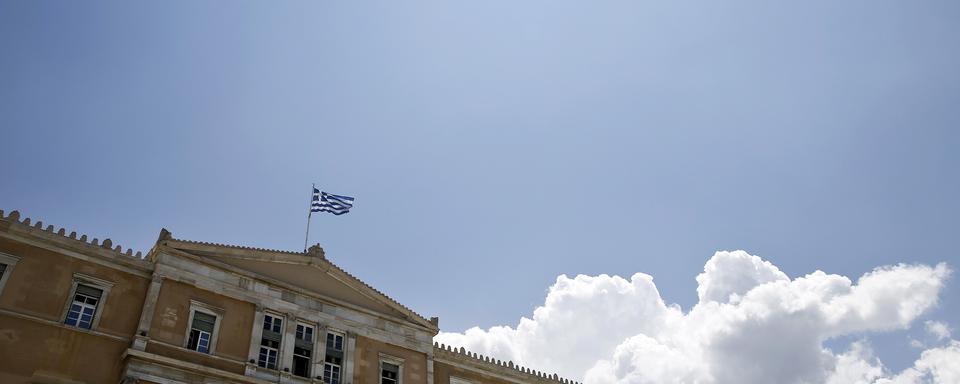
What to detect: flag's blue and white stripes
<box><xmin>311</xmin><ymin>188</ymin><xmax>355</xmax><ymax>215</ymax></box>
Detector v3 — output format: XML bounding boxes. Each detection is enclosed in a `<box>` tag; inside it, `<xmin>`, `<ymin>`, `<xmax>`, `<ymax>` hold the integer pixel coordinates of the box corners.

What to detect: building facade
<box><xmin>0</xmin><ymin>210</ymin><xmax>579</xmax><ymax>384</ymax></box>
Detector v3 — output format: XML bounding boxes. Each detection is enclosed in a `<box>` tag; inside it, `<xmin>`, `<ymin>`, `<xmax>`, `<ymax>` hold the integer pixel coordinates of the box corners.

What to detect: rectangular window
<box><xmin>293</xmin><ymin>323</ymin><xmax>315</xmax><ymax>377</ymax></box>
<box><xmin>324</xmin><ymin>331</ymin><xmax>345</xmax><ymax>384</ymax></box>
<box><xmin>381</xmin><ymin>362</ymin><xmax>399</xmax><ymax>384</ymax></box>
<box><xmin>258</xmin><ymin>338</ymin><xmax>280</xmax><ymax>370</ymax></box>
<box><xmin>258</xmin><ymin>313</ymin><xmax>284</xmax><ymax>370</ymax></box>
<box><xmin>263</xmin><ymin>313</ymin><xmax>283</xmax><ymax>333</ymax></box>
<box><xmin>64</xmin><ymin>284</ymin><xmax>102</xmax><ymax>329</ymax></box>
<box><xmin>296</xmin><ymin>323</ymin><xmax>314</xmax><ymax>342</ymax></box>
<box><xmin>323</xmin><ymin>356</ymin><xmax>342</xmax><ymax>384</ymax></box>
<box><xmin>326</xmin><ymin>331</ymin><xmax>344</xmax><ymax>351</ymax></box>
<box><xmin>0</xmin><ymin>252</ymin><xmax>19</xmax><ymax>297</ymax></box>
<box><xmin>187</xmin><ymin>311</ymin><xmax>217</xmax><ymax>353</ymax></box>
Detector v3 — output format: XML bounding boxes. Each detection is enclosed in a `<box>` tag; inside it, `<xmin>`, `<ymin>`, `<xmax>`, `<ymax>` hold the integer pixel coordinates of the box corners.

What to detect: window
<box><xmin>296</xmin><ymin>323</ymin><xmax>313</xmax><ymax>342</ymax></box>
<box><xmin>259</xmin><ymin>338</ymin><xmax>279</xmax><ymax>369</ymax></box>
<box><xmin>258</xmin><ymin>313</ymin><xmax>284</xmax><ymax>370</ymax></box>
<box><xmin>61</xmin><ymin>273</ymin><xmax>112</xmax><ymax>331</ymax></box>
<box><xmin>187</xmin><ymin>311</ymin><xmax>216</xmax><ymax>353</ymax></box>
<box><xmin>381</xmin><ymin>362</ymin><xmax>399</xmax><ymax>384</ymax></box>
<box><xmin>379</xmin><ymin>354</ymin><xmax>403</xmax><ymax>384</ymax></box>
<box><xmin>293</xmin><ymin>323</ymin><xmax>315</xmax><ymax>377</ymax></box>
<box><xmin>184</xmin><ymin>301</ymin><xmax>223</xmax><ymax>354</ymax></box>
<box><xmin>0</xmin><ymin>252</ymin><xmax>20</xmax><ymax>296</ymax></box>
<box><xmin>64</xmin><ymin>284</ymin><xmax>102</xmax><ymax>329</ymax></box>
<box><xmin>323</xmin><ymin>357</ymin><xmax>341</xmax><ymax>384</ymax></box>
<box><xmin>263</xmin><ymin>313</ymin><xmax>283</xmax><ymax>333</ymax></box>
<box><xmin>324</xmin><ymin>331</ymin><xmax>345</xmax><ymax>384</ymax></box>
<box><xmin>326</xmin><ymin>331</ymin><xmax>344</xmax><ymax>351</ymax></box>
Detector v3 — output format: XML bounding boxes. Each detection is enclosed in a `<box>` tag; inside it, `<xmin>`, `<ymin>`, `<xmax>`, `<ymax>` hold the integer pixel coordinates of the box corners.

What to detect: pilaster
<box><xmin>133</xmin><ymin>273</ymin><xmax>164</xmax><ymax>350</ymax></box>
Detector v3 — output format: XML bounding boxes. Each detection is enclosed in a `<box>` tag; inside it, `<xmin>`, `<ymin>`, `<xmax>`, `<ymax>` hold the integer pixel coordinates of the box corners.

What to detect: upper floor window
<box><xmin>185</xmin><ymin>301</ymin><xmax>223</xmax><ymax>354</ymax></box>
<box><xmin>263</xmin><ymin>313</ymin><xmax>283</xmax><ymax>333</ymax></box>
<box><xmin>326</xmin><ymin>331</ymin><xmax>344</xmax><ymax>351</ymax></box>
<box><xmin>258</xmin><ymin>313</ymin><xmax>284</xmax><ymax>370</ymax></box>
<box><xmin>61</xmin><ymin>273</ymin><xmax>112</xmax><ymax>331</ymax></box>
<box><xmin>379</xmin><ymin>354</ymin><xmax>403</xmax><ymax>384</ymax></box>
<box><xmin>64</xmin><ymin>284</ymin><xmax>102</xmax><ymax>329</ymax></box>
<box><xmin>296</xmin><ymin>323</ymin><xmax>313</xmax><ymax>342</ymax></box>
<box><xmin>0</xmin><ymin>252</ymin><xmax>20</xmax><ymax>297</ymax></box>
<box><xmin>187</xmin><ymin>311</ymin><xmax>217</xmax><ymax>353</ymax></box>
<box><xmin>324</xmin><ymin>331</ymin><xmax>345</xmax><ymax>384</ymax></box>
<box><xmin>293</xmin><ymin>322</ymin><xmax>315</xmax><ymax>378</ymax></box>
<box><xmin>381</xmin><ymin>362</ymin><xmax>400</xmax><ymax>384</ymax></box>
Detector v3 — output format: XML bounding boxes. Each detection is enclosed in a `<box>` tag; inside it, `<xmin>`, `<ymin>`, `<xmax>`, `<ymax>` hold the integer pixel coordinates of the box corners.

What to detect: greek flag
<box><xmin>311</xmin><ymin>188</ymin><xmax>355</xmax><ymax>215</ymax></box>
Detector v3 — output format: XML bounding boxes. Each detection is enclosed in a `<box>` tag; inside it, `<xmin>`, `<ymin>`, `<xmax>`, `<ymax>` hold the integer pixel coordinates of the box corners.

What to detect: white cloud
<box><xmin>434</xmin><ymin>251</ymin><xmax>954</xmax><ymax>384</ymax></box>
<box><xmin>876</xmin><ymin>341</ymin><xmax>960</xmax><ymax>384</ymax></box>
<box><xmin>925</xmin><ymin>321</ymin><xmax>952</xmax><ymax>342</ymax></box>
<box><xmin>695</xmin><ymin>250</ymin><xmax>788</xmax><ymax>304</ymax></box>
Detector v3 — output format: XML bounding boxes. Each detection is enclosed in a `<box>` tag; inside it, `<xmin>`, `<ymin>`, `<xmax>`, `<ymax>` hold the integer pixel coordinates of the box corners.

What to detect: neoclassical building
<box><xmin>0</xmin><ymin>209</ymin><xmax>578</xmax><ymax>384</ymax></box>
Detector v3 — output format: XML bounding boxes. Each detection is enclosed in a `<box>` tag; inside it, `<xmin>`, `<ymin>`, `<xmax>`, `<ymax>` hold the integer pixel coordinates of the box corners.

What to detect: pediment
<box><xmin>160</xmin><ymin>236</ymin><xmax>434</xmax><ymax>331</ymax></box>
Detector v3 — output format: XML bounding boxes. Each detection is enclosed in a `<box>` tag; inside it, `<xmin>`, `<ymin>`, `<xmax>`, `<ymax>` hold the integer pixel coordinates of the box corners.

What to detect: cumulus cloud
<box><xmin>434</xmin><ymin>251</ymin><xmax>954</xmax><ymax>384</ymax></box>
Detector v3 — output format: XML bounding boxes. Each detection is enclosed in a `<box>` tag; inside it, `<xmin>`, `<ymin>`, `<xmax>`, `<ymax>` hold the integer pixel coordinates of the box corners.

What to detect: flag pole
<box><xmin>304</xmin><ymin>184</ymin><xmax>314</xmax><ymax>252</ymax></box>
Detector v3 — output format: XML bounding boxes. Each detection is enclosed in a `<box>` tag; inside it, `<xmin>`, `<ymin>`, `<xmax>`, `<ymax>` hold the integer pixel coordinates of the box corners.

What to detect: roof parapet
<box><xmin>433</xmin><ymin>342</ymin><xmax>580</xmax><ymax>384</ymax></box>
<box><xmin>1</xmin><ymin>209</ymin><xmax>144</xmax><ymax>259</ymax></box>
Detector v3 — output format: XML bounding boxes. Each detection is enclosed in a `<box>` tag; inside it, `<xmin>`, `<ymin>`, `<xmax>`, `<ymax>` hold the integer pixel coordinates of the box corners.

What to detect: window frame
<box><xmin>450</xmin><ymin>377</ymin><xmax>472</xmax><ymax>384</ymax></box>
<box><xmin>258</xmin><ymin>338</ymin><xmax>280</xmax><ymax>370</ymax></box>
<box><xmin>292</xmin><ymin>320</ymin><xmax>316</xmax><ymax>378</ymax></box>
<box><xmin>60</xmin><ymin>273</ymin><xmax>113</xmax><ymax>331</ymax></box>
<box><xmin>257</xmin><ymin>311</ymin><xmax>285</xmax><ymax>370</ymax></box>
<box><xmin>263</xmin><ymin>312</ymin><xmax>284</xmax><ymax>334</ymax></box>
<box><xmin>0</xmin><ymin>252</ymin><xmax>21</xmax><ymax>297</ymax></box>
<box><xmin>295</xmin><ymin>321</ymin><xmax>315</xmax><ymax>344</ymax></box>
<box><xmin>326</xmin><ymin>330</ymin><xmax>345</xmax><ymax>352</ymax></box>
<box><xmin>379</xmin><ymin>353</ymin><xmax>404</xmax><ymax>384</ymax></box>
<box><xmin>323</xmin><ymin>329</ymin><xmax>347</xmax><ymax>384</ymax></box>
<box><xmin>183</xmin><ymin>300</ymin><xmax>224</xmax><ymax>355</ymax></box>
<box><xmin>323</xmin><ymin>357</ymin><xmax>342</xmax><ymax>384</ymax></box>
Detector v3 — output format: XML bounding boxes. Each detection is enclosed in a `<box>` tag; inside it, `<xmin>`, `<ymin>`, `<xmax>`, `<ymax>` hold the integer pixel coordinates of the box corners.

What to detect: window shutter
<box><xmin>383</xmin><ymin>363</ymin><xmax>399</xmax><ymax>375</ymax></box>
<box><xmin>295</xmin><ymin>336</ymin><xmax>313</xmax><ymax>350</ymax></box>
<box><xmin>192</xmin><ymin>312</ymin><xmax>216</xmax><ymax>333</ymax></box>
<box><xmin>76</xmin><ymin>284</ymin><xmax>103</xmax><ymax>298</ymax></box>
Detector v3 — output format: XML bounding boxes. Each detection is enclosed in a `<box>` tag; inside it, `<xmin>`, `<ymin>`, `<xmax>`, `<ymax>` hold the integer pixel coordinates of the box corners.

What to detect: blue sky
<box><xmin>2</xmin><ymin>1</ymin><xmax>958</xmax><ymax>377</ymax></box>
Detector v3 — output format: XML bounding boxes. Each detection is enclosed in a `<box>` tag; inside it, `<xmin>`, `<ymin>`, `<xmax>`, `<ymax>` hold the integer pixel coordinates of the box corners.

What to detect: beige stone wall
<box><xmin>0</xmin><ymin>237</ymin><xmax>149</xmax><ymax>336</ymax></box>
<box><xmin>148</xmin><ymin>278</ymin><xmax>255</xmax><ymax>363</ymax></box>
<box><xmin>0</xmin><ymin>315</ymin><xmax>130</xmax><ymax>383</ymax></box>
<box><xmin>354</xmin><ymin>335</ymin><xmax>429</xmax><ymax>384</ymax></box>
<box><xmin>434</xmin><ymin>361</ymin><xmax>517</xmax><ymax>384</ymax></box>
<box><xmin>0</xmin><ymin>237</ymin><xmax>149</xmax><ymax>383</ymax></box>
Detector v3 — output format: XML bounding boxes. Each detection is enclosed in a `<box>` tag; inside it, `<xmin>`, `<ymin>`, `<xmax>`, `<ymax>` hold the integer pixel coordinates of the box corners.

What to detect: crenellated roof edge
<box><xmin>433</xmin><ymin>342</ymin><xmax>581</xmax><ymax>384</ymax></box>
<box><xmin>0</xmin><ymin>209</ymin><xmax>151</xmax><ymax>270</ymax></box>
